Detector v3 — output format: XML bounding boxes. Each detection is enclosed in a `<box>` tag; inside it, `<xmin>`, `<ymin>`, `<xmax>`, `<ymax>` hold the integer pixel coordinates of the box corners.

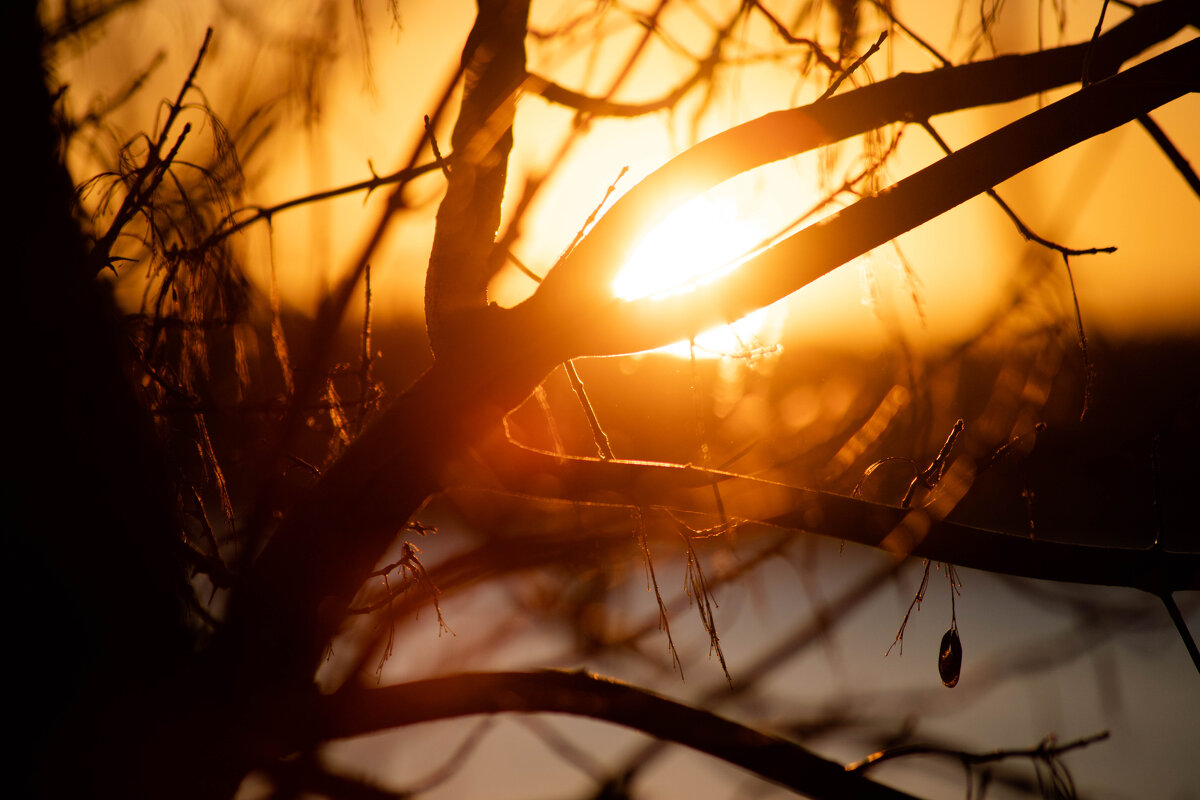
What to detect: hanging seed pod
<box><xmin>939</xmin><ymin>627</ymin><xmax>962</xmax><ymax>687</ymax></box>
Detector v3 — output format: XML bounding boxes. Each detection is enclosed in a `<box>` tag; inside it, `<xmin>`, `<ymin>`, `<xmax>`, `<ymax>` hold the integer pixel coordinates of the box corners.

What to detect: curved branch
<box><xmin>527</xmin><ymin>53</ymin><xmax>717</xmax><ymax>117</ymax></box>
<box><xmin>317</xmin><ymin>671</ymin><xmax>922</xmax><ymax>800</ymax></box>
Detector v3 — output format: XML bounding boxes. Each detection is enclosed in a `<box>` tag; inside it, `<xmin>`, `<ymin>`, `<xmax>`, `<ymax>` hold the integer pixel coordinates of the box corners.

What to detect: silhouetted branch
<box><xmin>534</xmin><ymin>0</ymin><xmax>1196</xmax><ymax>314</ymax></box>
<box><xmin>1138</xmin><ymin>112</ymin><xmax>1200</xmax><ymax>201</ymax></box>
<box><xmin>188</xmin><ymin>159</ymin><xmax>443</xmax><ymax>253</ymax></box>
<box><xmin>528</xmin><ymin>58</ymin><xmax>716</xmax><ymax>117</ymax></box>
<box><xmin>1159</xmin><ymin>593</ymin><xmax>1200</xmax><ymax>675</ymax></box>
<box><xmin>469</xmin><ymin>444</ymin><xmax>1200</xmax><ymax>592</ymax></box>
<box><xmin>87</xmin><ymin>27</ymin><xmax>212</xmax><ymax>275</ymax></box>
<box><xmin>747</xmin><ymin>0</ymin><xmax>840</xmax><ymax>70</ymax></box>
<box><xmin>847</xmin><ymin>730</ymin><xmax>1110</xmax><ymax>777</ymax></box>
<box><xmin>918</xmin><ymin>120</ymin><xmax>1117</xmax><ymax>258</ymax></box>
<box><xmin>318</xmin><ymin>671</ymin><xmax>923</xmax><ymax>800</ymax></box>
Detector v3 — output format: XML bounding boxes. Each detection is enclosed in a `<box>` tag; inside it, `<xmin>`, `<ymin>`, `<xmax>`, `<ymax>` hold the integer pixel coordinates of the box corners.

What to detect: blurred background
<box><xmin>47</xmin><ymin>0</ymin><xmax>1199</xmax><ymax>797</ymax></box>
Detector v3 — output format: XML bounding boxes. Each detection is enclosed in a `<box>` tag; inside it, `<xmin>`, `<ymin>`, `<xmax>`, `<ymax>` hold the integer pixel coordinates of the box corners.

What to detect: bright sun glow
<box><xmin>612</xmin><ymin>194</ymin><xmax>775</xmax><ymax>357</ymax></box>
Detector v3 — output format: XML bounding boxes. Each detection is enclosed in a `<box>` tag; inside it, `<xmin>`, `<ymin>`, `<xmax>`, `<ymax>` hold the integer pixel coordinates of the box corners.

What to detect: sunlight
<box><xmin>612</xmin><ymin>193</ymin><xmax>776</xmax><ymax>357</ymax></box>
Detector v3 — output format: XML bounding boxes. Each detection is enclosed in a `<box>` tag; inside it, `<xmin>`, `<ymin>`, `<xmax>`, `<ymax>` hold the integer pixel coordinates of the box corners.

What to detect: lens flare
<box><xmin>612</xmin><ymin>194</ymin><xmax>776</xmax><ymax>357</ymax></box>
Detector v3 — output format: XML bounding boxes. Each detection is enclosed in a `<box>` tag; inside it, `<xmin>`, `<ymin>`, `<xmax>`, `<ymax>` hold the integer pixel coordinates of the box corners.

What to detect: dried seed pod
<box><xmin>939</xmin><ymin>627</ymin><xmax>962</xmax><ymax>687</ymax></box>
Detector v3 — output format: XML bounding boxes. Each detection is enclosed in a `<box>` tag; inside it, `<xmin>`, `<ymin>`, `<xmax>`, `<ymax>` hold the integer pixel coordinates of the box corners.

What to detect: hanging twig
<box><xmin>637</xmin><ymin>511</ymin><xmax>683</xmax><ymax>678</ymax></box>
<box><xmin>919</xmin><ymin>120</ymin><xmax>1117</xmax><ymax>257</ymax></box>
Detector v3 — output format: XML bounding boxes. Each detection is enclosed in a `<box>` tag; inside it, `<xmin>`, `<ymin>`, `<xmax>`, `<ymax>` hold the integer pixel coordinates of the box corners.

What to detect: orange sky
<box><xmin>47</xmin><ymin>4</ymin><xmax>1200</xmax><ymax>799</ymax></box>
<box><xmin>58</xmin><ymin>0</ymin><xmax>1200</xmax><ymax>350</ymax></box>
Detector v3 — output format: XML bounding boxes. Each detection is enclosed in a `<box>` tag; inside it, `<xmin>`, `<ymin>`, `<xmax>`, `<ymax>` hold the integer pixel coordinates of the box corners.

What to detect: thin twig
<box><xmin>564</xmin><ymin>360</ymin><xmax>615</xmax><ymax>460</ymax></box>
<box><xmin>88</xmin><ymin>28</ymin><xmax>213</xmax><ymax>274</ymax></box>
<box><xmin>1060</xmin><ymin>253</ymin><xmax>1094</xmax><ymax>420</ymax></box>
<box><xmin>901</xmin><ymin>418</ymin><xmax>964</xmax><ymax>507</ymax></box>
<box><xmin>919</xmin><ymin>120</ymin><xmax>1117</xmax><ymax>257</ymax></box>
<box><xmin>637</xmin><ymin>511</ymin><xmax>683</xmax><ymax>678</ymax></box>
<box><xmin>867</xmin><ymin>0</ymin><xmax>951</xmax><ymax>67</ymax></box>
<box><xmin>1138</xmin><ymin>113</ymin><xmax>1200</xmax><ymax>201</ymax></box>
<box><xmin>847</xmin><ymin>731</ymin><xmax>1111</xmax><ymax>773</ymax></box>
<box><xmin>820</xmin><ymin>31</ymin><xmax>887</xmax><ymax>100</ymax></box>
<box><xmin>1081</xmin><ymin>0</ymin><xmax>1114</xmax><ymax>85</ymax></box>
<box><xmin>1159</xmin><ymin>593</ymin><xmax>1200</xmax><ymax>675</ymax></box>
<box><xmin>424</xmin><ymin>114</ymin><xmax>452</xmax><ymax>179</ymax></box>
<box><xmin>747</xmin><ymin>0</ymin><xmax>840</xmax><ymax>71</ymax></box>
<box><xmin>887</xmin><ymin>560</ymin><xmax>932</xmax><ymax>656</ymax></box>
<box><xmin>189</xmin><ymin>159</ymin><xmax>443</xmax><ymax>255</ymax></box>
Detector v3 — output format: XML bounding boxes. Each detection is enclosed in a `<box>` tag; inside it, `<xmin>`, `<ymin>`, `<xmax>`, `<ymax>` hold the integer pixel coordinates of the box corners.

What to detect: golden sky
<box><xmin>56</xmin><ymin>0</ymin><xmax>1200</xmax><ymax>352</ymax></box>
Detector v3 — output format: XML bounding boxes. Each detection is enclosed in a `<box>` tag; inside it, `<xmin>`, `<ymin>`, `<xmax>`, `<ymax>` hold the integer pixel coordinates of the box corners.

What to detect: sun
<box><xmin>612</xmin><ymin>193</ymin><xmax>776</xmax><ymax>357</ymax></box>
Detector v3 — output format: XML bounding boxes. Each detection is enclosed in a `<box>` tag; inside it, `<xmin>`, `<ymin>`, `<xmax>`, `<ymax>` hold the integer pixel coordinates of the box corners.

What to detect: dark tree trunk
<box><xmin>9</xmin><ymin>2</ymin><xmax>195</xmax><ymax>795</ymax></box>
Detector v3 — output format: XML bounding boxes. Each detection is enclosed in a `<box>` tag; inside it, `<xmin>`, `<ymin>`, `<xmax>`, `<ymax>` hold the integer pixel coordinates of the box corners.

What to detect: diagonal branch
<box><xmin>535</xmin><ymin>0</ymin><xmax>1196</xmax><ymax>309</ymax></box>
<box><xmin>465</xmin><ymin>442</ymin><xmax>1200</xmax><ymax>592</ymax></box>
<box><xmin>541</xmin><ymin>38</ymin><xmax>1199</xmax><ymax>357</ymax></box>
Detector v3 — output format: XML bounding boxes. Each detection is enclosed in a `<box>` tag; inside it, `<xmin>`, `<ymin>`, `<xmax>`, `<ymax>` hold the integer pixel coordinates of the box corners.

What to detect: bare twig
<box><xmin>637</xmin><ymin>512</ymin><xmax>683</xmax><ymax>678</ymax></box>
<box><xmin>887</xmin><ymin>560</ymin><xmax>932</xmax><ymax>657</ymax></box>
<box><xmin>1138</xmin><ymin>113</ymin><xmax>1200</xmax><ymax>200</ymax></box>
<box><xmin>87</xmin><ymin>28</ymin><xmax>213</xmax><ymax>275</ymax></box>
<box><xmin>867</xmin><ymin>0</ymin><xmax>952</xmax><ymax>67</ymax></box>
<box><xmin>1081</xmin><ymin>0</ymin><xmax>1115</xmax><ymax>85</ymax></box>
<box><xmin>565</xmin><ymin>361</ymin><xmax>615</xmax><ymax>460</ymax></box>
<box><xmin>919</xmin><ymin>120</ymin><xmax>1117</xmax><ymax>257</ymax></box>
<box><xmin>821</xmin><ymin>31</ymin><xmax>888</xmax><ymax>100</ymax></box>
<box><xmin>747</xmin><ymin>0</ymin><xmax>840</xmax><ymax>71</ymax></box>
<box><xmin>847</xmin><ymin>731</ymin><xmax>1111</xmax><ymax>774</ymax></box>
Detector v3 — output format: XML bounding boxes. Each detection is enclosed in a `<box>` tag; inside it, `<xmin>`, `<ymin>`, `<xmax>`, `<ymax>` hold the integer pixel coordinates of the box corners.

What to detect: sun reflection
<box><xmin>612</xmin><ymin>193</ymin><xmax>778</xmax><ymax>357</ymax></box>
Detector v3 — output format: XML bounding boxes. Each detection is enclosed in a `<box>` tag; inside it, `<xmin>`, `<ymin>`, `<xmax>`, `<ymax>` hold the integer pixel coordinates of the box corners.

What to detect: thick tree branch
<box><xmin>462</xmin><ymin>442</ymin><xmax>1200</xmax><ymax>592</ymax></box>
<box><xmin>217</xmin><ymin>301</ymin><xmax>562</xmax><ymax>687</ymax></box>
<box><xmin>535</xmin><ymin>0</ymin><xmax>1196</xmax><ymax>311</ymax></box>
<box><xmin>425</xmin><ymin>0</ymin><xmax>530</xmax><ymax>357</ymax></box>
<box><xmin>222</xmin><ymin>10</ymin><xmax>1196</xmax><ymax>767</ymax></box>
<box><xmin>317</xmin><ymin>671</ymin><xmax>922</xmax><ymax>800</ymax></box>
<box><xmin>540</xmin><ymin>38</ymin><xmax>1199</xmax><ymax>357</ymax></box>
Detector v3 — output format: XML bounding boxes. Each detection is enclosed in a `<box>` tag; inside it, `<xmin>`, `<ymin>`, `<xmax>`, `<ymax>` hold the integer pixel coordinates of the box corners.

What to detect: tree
<box><xmin>15</xmin><ymin>0</ymin><xmax>1199</xmax><ymax>798</ymax></box>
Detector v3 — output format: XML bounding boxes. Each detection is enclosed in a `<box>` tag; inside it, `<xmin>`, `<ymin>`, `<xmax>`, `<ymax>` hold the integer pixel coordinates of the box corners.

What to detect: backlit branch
<box><xmin>222</xmin><ymin>0</ymin><xmax>1197</xmax><ymax>736</ymax></box>
<box><xmin>464</xmin><ymin>441</ymin><xmax>1200</xmax><ymax>593</ymax></box>
<box><xmin>540</xmin><ymin>38</ymin><xmax>1199</xmax><ymax>357</ymax></box>
<box><xmin>535</xmin><ymin>0</ymin><xmax>1196</xmax><ymax>311</ymax></box>
<box><xmin>317</xmin><ymin>671</ymin><xmax>923</xmax><ymax>800</ymax></box>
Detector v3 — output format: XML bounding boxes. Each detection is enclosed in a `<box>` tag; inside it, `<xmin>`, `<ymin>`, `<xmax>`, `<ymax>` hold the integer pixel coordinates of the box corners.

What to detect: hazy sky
<box><xmin>51</xmin><ymin>2</ymin><xmax>1200</xmax><ymax>798</ymax></box>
